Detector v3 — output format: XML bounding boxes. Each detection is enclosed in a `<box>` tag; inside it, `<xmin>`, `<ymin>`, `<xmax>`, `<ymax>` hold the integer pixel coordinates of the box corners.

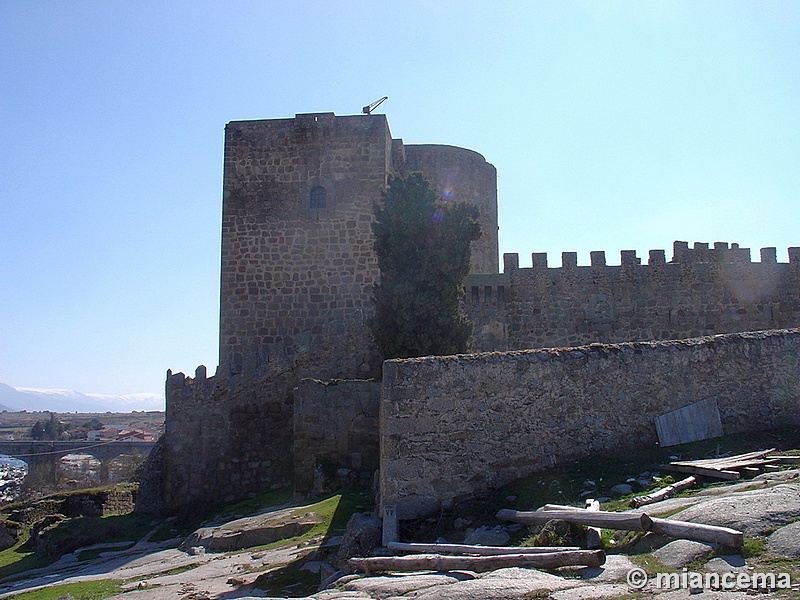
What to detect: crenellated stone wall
<box><xmin>149</xmin><ymin>366</ymin><xmax>381</xmax><ymax>514</ymax></box>
<box><xmin>466</xmin><ymin>242</ymin><xmax>800</xmax><ymax>351</ymax></box>
<box><xmin>380</xmin><ymin>328</ymin><xmax>800</xmax><ymax>519</ymax></box>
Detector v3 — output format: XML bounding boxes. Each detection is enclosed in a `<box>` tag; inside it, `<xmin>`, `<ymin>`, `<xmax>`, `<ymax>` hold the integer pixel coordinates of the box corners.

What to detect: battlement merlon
<box><xmin>499</xmin><ymin>242</ymin><xmax>800</xmax><ymax>271</ymax></box>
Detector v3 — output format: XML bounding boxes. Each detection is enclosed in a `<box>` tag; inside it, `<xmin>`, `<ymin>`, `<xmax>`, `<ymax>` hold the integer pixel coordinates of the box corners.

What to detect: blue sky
<box><xmin>1</xmin><ymin>1</ymin><xmax>798</xmax><ymax>397</ymax></box>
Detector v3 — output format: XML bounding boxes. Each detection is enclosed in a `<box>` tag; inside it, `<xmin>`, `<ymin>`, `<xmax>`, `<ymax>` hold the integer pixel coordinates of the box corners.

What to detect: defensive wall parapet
<box><xmin>466</xmin><ymin>241</ymin><xmax>800</xmax><ymax>351</ymax></box>
<box><xmin>380</xmin><ymin>328</ymin><xmax>800</xmax><ymax>520</ymax></box>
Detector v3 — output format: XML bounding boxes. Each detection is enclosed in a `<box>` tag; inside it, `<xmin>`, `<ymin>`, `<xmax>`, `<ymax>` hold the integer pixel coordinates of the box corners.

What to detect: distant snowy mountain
<box><xmin>0</xmin><ymin>383</ymin><xmax>164</xmax><ymax>413</ymax></box>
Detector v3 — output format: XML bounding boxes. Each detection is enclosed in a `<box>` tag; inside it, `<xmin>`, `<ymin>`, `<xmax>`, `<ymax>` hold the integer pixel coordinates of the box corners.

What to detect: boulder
<box><xmin>344</xmin><ymin>572</ymin><xmax>470</xmax><ymax>598</ymax></box>
<box><xmin>668</xmin><ymin>482</ymin><xmax>800</xmax><ymax>536</ymax></box>
<box><xmin>336</xmin><ymin>512</ymin><xmax>382</xmax><ymax>564</ymax></box>
<box><xmin>767</xmin><ymin>521</ymin><xmax>800</xmax><ymax>558</ymax></box>
<box><xmin>653</xmin><ymin>539</ymin><xmax>715</xmax><ymax>569</ymax></box>
<box><xmin>410</xmin><ymin>567</ymin><xmax>580</xmax><ymax>600</ymax></box>
<box><xmin>610</xmin><ymin>484</ymin><xmax>632</xmax><ymax>497</ymax></box>
<box><xmin>704</xmin><ymin>555</ymin><xmax>746</xmax><ymax>574</ymax></box>
<box><xmin>463</xmin><ymin>526</ymin><xmax>511</xmax><ymax>546</ymax></box>
<box><xmin>181</xmin><ymin>507</ymin><xmax>323</xmax><ymax>552</ymax></box>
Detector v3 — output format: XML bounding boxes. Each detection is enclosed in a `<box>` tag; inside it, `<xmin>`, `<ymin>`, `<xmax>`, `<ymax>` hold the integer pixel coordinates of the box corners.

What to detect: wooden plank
<box><xmin>655</xmin><ymin>397</ymin><xmax>723</xmax><ymax>447</ymax></box>
<box><xmin>673</xmin><ymin>448</ymin><xmax>775</xmax><ymax>468</ymax></box>
<box><xmin>766</xmin><ymin>455</ymin><xmax>800</xmax><ymax>463</ymax></box>
<box><xmin>662</xmin><ymin>463</ymin><xmax>741</xmax><ymax>480</ymax></box>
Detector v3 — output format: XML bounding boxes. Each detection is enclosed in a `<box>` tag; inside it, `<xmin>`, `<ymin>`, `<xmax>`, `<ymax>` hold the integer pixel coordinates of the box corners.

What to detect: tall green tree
<box><xmin>370</xmin><ymin>172</ymin><xmax>482</xmax><ymax>360</ymax></box>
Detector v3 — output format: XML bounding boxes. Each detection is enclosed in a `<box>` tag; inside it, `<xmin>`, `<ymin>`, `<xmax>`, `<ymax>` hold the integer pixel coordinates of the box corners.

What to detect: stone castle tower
<box><xmin>219</xmin><ymin>112</ymin><xmax>498</xmax><ymax>380</ymax></box>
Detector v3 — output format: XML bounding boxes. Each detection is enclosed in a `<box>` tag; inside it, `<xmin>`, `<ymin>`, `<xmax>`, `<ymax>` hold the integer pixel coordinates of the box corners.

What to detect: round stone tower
<box><xmin>402</xmin><ymin>144</ymin><xmax>499</xmax><ymax>275</ymax></box>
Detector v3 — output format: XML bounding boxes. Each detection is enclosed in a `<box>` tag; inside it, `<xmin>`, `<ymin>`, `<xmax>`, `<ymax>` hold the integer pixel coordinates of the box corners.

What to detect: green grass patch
<box><xmin>630</xmin><ymin>554</ymin><xmax>673</xmax><ymax>576</ymax></box>
<box><xmin>4</xmin><ymin>579</ymin><xmax>122</xmax><ymax>600</ymax></box>
<box><xmin>36</xmin><ymin>513</ymin><xmax>152</xmax><ymax>561</ymax></box>
<box><xmin>244</xmin><ymin>487</ymin><xmax>372</xmax><ymax>554</ymax></box>
<box><xmin>210</xmin><ymin>487</ymin><xmax>294</xmax><ymax>522</ymax></box>
<box><xmin>740</xmin><ymin>536</ymin><xmax>767</xmax><ymax>559</ymax></box>
<box><xmin>166</xmin><ymin>487</ymin><xmax>296</xmax><ymax>534</ymax></box>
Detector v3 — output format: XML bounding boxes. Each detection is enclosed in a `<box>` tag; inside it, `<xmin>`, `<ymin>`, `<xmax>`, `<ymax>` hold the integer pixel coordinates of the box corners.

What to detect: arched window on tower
<box><xmin>309</xmin><ymin>186</ymin><xmax>327</xmax><ymax>209</ymax></box>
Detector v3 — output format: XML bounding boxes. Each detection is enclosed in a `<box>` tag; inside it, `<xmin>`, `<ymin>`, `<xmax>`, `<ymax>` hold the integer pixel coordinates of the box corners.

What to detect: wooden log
<box><xmin>386</xmin><ymin>541</ymin><xmax>580</xmax><ymax>555</ymax></box>
<box><xmin>649</xmin><ymin>517</ymin><xmax>743</xmax><ymax>548</ymax></box>
<box><xmin>497</xmin><ymin>508</ymin><xmax>653</xmax><ymax>532</ymax></box>
<box><xmin>629</xmin><ymin>476</ymin><xmax>696</xmax><ymax>508</ymax></box>
<box><xmin>348</xmin><ymin>549</ymin><xmax>606</xmax><ymax>573</ymax></box>
<box><xmin>585</xmin><ymin>499</ymin><xmax>602</xmax><ymax>549</ymax></box>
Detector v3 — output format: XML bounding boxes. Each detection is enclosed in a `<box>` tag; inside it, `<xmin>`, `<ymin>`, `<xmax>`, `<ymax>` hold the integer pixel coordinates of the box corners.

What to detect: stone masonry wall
<box><xmin>380</xmin><ymin>328</ymin><xmax>800</xmax><ymax>519</ymax></box>
<box><xmin>466</xmin><ymin>242</ymin><xmax>800</xmax><ymax>352</ymax></box>
<box><xmin>293</xmin><ymin>378</ymin><xmax>381</xmax><ymax>495</ymax></box>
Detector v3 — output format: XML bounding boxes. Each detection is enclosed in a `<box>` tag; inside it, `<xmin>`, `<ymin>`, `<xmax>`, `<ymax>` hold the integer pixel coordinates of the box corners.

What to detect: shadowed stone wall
<box><xmin>293</xmin><ymin>378</ymin><xmax>380</xmax><ymax>495</ymax></box>
<box><xmin>380</xmin><ymin>328</ymin><xmax>800</xmax><ymax>519</ymax></box>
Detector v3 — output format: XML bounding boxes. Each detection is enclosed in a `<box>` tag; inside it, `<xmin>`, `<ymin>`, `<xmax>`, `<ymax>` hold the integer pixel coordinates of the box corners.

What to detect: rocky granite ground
<box><xmin>0</xmin><ymin>470</ymin><xmax>798</xmax><ymax>600</ymax></box>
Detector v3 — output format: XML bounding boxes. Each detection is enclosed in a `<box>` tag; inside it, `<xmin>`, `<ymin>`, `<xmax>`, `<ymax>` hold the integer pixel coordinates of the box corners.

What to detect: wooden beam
<box><xmin>629</xmin><ymin>476</ymin><xmax>696</xmax><ymax>508</ymax></box>
<box><xmin>662</xmin><ymin>464</ymin><xmax>741</xmax><ymax>480</ymax></box>
<box><xmin>649</xmin><ymin>517</ymin><xmax>742</xmax><ymax>548</ymax></box>
<box><xmin>497</xmin><ymin>508</ymin><xmax>653</xmax><ymax>531</ymax></box>
<box><xmin>348</xmin><ymin>549</ymin><xmax>606</xmax><ymax>573</ymax></box>
<box><xmin>386</xmin><ymin>541</ymin><xmax>580</xmax><ymax>556</ymax></box>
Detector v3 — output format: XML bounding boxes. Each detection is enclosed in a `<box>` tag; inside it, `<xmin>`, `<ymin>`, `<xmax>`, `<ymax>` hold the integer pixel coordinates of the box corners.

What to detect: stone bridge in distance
<box><xmin>0</xmin><ymin>440</ymin><xmax>156</xmax><ymax>494</ymax></box>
